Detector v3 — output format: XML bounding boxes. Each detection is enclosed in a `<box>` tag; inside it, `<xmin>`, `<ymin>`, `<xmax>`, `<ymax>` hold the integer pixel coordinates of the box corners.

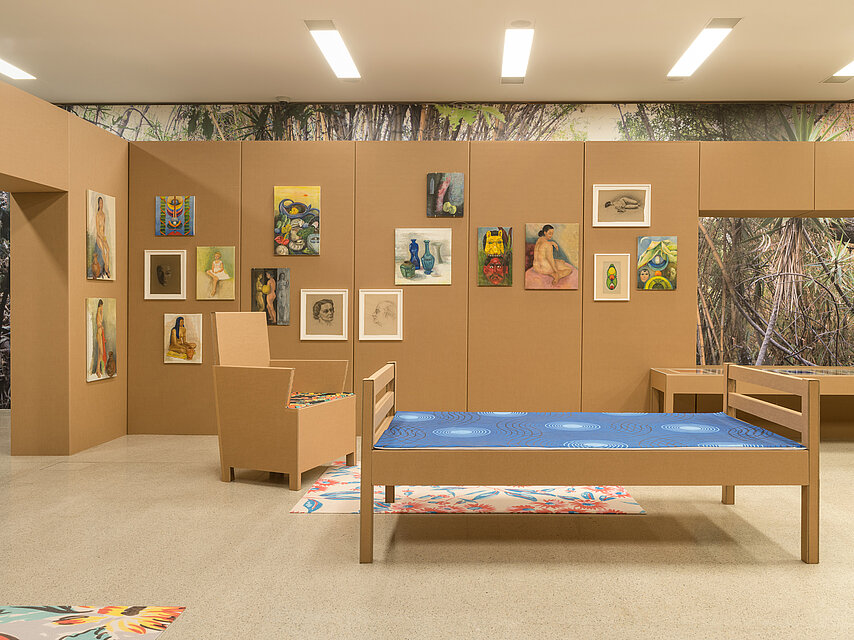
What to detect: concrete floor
<box><xmin>1</xmin><ymin>412</ymin><xmax>852</xmax><ymax>639</ymax></box>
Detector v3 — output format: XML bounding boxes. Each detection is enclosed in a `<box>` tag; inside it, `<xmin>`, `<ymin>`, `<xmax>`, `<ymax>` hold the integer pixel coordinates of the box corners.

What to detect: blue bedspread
<box><xmin>375</xmin><ymin>412</ymin><xmax>803</xmax><ymax>450</ymax></box>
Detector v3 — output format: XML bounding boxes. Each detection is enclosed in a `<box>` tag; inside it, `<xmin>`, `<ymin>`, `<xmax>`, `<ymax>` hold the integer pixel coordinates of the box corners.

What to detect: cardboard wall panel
<box><xmin>11</xmin><ymin>192</ymin><xmax>70</xmax><ymax>454</ymax></box>
<box><xmin>815</xmin><ymin>142</ymin><xmax>854</xmax><ymax>213</ymax></box>
<box><xmin>240</xmin><ymin>142</ymin><xmax>355</xmax><ymax>389</ymax></box>
<box><xmin>700</xmin><ymin>141</ymin><xmax>814</xmax><ymax>215</ymax></box>
<box><xmin>128</xmin><ymin>142</ymin><xmax>241</xmax><ymax>434</ymax></box>
<box><xmin>582</xmin><ymin>142</ymin><xmax>700</xmax><ymax>411</ymax></box>
<box><xmin>354</xmin><ymin>142</ymin><xmax>469</xmax><ymax>414</ymax></box>
<box><xmin>468</xmin><ymin>142</ymin><xmax>584</xmax><ymax>411</ymax></box>
<box><xmin>67</xmin><ymin>116</ymin><xmax>129</xmax><ymax>453</ymax></box>
<box><xmin>0</xmin><ymin>79</ymin><xmax>68</xmax><ymax>192</ymax></box>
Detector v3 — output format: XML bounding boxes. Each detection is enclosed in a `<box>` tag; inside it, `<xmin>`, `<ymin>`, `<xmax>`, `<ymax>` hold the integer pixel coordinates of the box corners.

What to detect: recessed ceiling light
<box><xmin>827</xmin><ymin>59</ymin><xmax>854</xmax><ymax>82</ymax></box>
<box><xmin>667</xmin><ymin>18</ymin><xmax>740</xmax><ymax>78</ymax></box>
<box><xmin>305</xmin><ymin>20</ymin><xmax>360</xmax><ymax>79</ymax></box>
<box><xmin>501</xmin><ymin>27</ymin><xmax>534</xmax><ymax>83</ymax></box>
<box><xmin>0</xmin><ymin>57</ymin><xmax>35</xmax><ymax>80</ymax></box>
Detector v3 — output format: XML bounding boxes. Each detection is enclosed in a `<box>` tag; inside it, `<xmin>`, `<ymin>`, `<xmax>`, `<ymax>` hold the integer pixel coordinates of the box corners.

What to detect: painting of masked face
<box><xmin>477</xmin><ymin>227</ymin><xmax>512</xmax><ymax>287</ymax></box>
<box><xmin>156</xmin><ymin>195</ymin><xmax>195</xmax><ymax>236</ymax></box>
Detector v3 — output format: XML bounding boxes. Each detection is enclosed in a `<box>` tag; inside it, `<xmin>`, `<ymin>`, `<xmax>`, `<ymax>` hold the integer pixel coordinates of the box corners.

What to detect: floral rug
<box><xmin>0</xmin><ymin>606</ymin><xmax>184</xmax><ymax>639</ymax></box>
<box><xmin>291</xmin><ymin>464</ymin><xmax>644</xmax><ymax>514</ymax></box>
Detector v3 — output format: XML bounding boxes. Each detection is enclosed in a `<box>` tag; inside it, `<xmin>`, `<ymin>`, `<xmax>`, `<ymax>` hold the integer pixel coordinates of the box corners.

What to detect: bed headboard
<box><xmin>362</xmin><ymin>362</ymin><xmax>397</xmax><ymax>449</ymax></box>
<box><xmin>724</xmin><ymin>364</ymin><xmax>819</xmax><ymax>448</ymax></box>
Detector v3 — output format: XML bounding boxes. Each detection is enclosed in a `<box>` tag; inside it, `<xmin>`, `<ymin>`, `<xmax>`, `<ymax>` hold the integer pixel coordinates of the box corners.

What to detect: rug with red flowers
<box><xmin>291</xmin><ymin>464</ymin><xmax>645</xmax><ymax>514</ymax></box>
<box><xmin>0</xmin><ymin>606</ymin><xmax>184</xmax><ymax>639</ymax></box>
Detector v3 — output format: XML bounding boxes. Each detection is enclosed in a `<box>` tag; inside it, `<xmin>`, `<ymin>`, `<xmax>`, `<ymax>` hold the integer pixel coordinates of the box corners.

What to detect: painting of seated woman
<box><xmin>164</xmin><ymin>314</ymin><xmax>202</xmax><ymax>364</ymax></box>
<box><xmin>524</xmin><ymin>223</ymin><xmax>579</xmax><ymax>290</ymax></box>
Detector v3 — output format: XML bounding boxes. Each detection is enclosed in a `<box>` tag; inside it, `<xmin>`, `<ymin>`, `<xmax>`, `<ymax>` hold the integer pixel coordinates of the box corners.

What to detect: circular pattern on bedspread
<box><xmin>394</xmin><ymin>412</ymin><xmax>437</xmax><ymax>422</ymax></box>
<box><xmin>698</xmin><ymin>441</ymin><xmax>763</xmax><ymax>448</ymax></box>
<box><xmin>432</xmin><ymin>427</ymin><xmax>492</xmax><ymax>438</ymax></box>
<box><xmin>477</xmin><ymin>411</ymin><xmax>529</xmax><ymax>416</ymax></box>
<box><xmin>545</xmin><ymin>421</ymin><xmax>601</xmax><ymax>432</ymax></box>
<box><xmin>562</xmin><ymin>439</ymin><xmax>629</xmax><ymax>449</ymax></box>
<box><xmin>660</xmin><ymin>423</ymin><xmax>720</xmax><ymax>433</ymax></box>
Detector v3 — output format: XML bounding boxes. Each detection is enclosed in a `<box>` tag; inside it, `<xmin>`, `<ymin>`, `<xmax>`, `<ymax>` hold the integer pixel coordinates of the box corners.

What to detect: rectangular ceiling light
<box><xmin>305</xmin><ymin>20</ymin><xmax>360</xmax><ymax>79</ymax></box>
<box><xmin>0</xmin><ymin>57</ymin><xmax>35</xmax><ymax>80</ymax></box>
<box><xmin>501</xmin><ymin>28</ymin><xmax>534</xmax><ymax>83</ymax></box>
<box><xmin>667</xmin><ymin>18</ymin><xmax>740</xmax><ymax>78</ymax></box>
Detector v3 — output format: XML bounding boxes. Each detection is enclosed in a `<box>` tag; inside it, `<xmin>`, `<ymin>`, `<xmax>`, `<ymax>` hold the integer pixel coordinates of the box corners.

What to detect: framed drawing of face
<box><xmin>359</xmin><ymin>289</ymin><xmax>403</xmax><ymax>341</ymax></box>
<box><xmin>144</xmin><ymin>250</ymin><xmax>186</xmax><ymax>300</ymax></box>
<box><xmin>300</xmin><ymin>289</ymin><xmax>348</xmax><ymax>341</ymax></box>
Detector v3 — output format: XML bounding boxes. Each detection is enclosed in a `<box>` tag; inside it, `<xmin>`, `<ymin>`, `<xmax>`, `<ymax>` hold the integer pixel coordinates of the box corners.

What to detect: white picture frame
<box><xmin>359</xmin><ymin>289</ymin><xmax>403</xmax><ymax>341</ymax></box>
<box><xmin>592</xmin><ymin>184</ymin><xmax>651</xmax><ymax>227</ymax></box>
<box><xmin>300</xmin><ymin>289</ymin><xmax>348</xmax><ymax>341</ymax></box>
<box><xmin>593</xmin><ymin>253</ymin><xmax>631</xmax><ymax>301</ymax></box>
<box><xmin>144</xmin><ymin>249</ymin><xmax>187</xmax><ymax>300</ymax></box>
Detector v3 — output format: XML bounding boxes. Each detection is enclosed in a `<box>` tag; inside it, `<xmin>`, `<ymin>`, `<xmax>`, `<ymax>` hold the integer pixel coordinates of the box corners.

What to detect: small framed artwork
<box><xmin>164</xmin><ymin>313</ymin><xmax>202</xmax><ymax>364</ymax></box>
<box><xmin>394</xmin><ymin>228</ymin><xmax>452</xmax><ymax>285</ymax></box>
<box><xmin>359</xmin><ymin>289</ymin><xmax>403</xmax><ymax>341</ymax></box>
<box><xmin>87</xmin><ymin>189</ymin><xmax>116</xmax><ymax>280</ymax></box>
<box><xmin>274</xmin><ymin>186</ymin><xmax>320</xmax><ymax>255</ymax></box>
<box><xmin>426</xmin><ymin>172</ymin><xmax>464</xmax><ymax>217</ymax></box>
<box><xmin>250</xmin><ymin>268</ymin><xmax>291</xmax><ymax>325</ymax></box>
<box><xmin>593</xmin><ymin>253</ymin><xmax>631</xmax><ymax>301</ymax></box>
<box><xmin>476</xmin><ymin>227</ymin><xmax>512</xmax><ymax>286</ymax></box>
<box><xmin>86</xmin><ymin>297</ymin><xmax>118</xmax><ymax>382</ymax></box>
<box><xmin>592</xmin><ymin>184</ymin><xmax>651</xmax><ymax>227</ymax></box>
<box><xmin>637</xmin><ymin>236</ymin><xmax>677</xmax><ymax>290</ymax></box>
<box><xmin>196</xmin><ymin>246</ymin><xmax>236</xmax><ymax>300</ymax></box>
<box><xmin>156</xmin><ymin>195</ymin><xmax>195</xmax><ymax>236</ymax></box>
<box><xmin>300</xmin><ymin>289</ymin><xmax>348</xmax><ymax>341</ymax></box>
<box><xmin>144</xmin><ymin>249</ymin><xmax>186</xmax><ymax>300</ymax></box>
<box><xmin>524</xmin><ymin>223</ymin><xmax>580</xmax><ymax>290</ymax></box>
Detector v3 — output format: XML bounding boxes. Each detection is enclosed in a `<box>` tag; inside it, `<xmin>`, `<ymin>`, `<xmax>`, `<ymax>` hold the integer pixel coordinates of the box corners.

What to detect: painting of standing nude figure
<box><xmin>164</xmin><ymin>314</ymin><xmax>202</xmax><ymax>364</ymax></box>
<box><xmin>251</xmin><ymin>267</ymin><xmax>290</xmax><ymax>325</ymax></box>
<box><xmin>87</xmin><ymin>190</ymin><xmax>116</xmax><ymax>280</ymax></box>
<box><xmin>86</xmin><ymin>297</ymin><xmax>117</xmax><ymax>382</ymax></box>
<box><xmin>524</xmin><ymin>223</ymin><xmax>579</xmax><ymax>290</ymax></box>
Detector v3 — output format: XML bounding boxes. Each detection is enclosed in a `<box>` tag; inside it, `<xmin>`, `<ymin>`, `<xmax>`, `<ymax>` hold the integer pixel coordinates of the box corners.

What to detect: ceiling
<box><xmin>2</xmin><ymin>0</ymin><xmax>854</xmax><ymax>104</ymax></box>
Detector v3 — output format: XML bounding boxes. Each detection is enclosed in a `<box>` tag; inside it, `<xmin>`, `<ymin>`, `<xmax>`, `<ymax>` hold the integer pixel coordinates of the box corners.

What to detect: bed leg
<box><xmin>221</xmin><ymin>465</ymin><xmax>234</xmax><ymax>482</ymax></box>
<box><xmin>289</xmin><ymin>473</ymin><xmax>301</xmax><ymax>491</ymax></box>
<box><xmin>346</xmin><ymin>451</ymin><xmax>356</xmax><ymax>466</ymax></box>
<box><xmin>801</xmin><ymin>483</ymin><xmax>819</xmax><ymax>564</ymax></box>
<box><xmin>721</xmin><ymin>485</ymin><xmax>735</xmax><ymax>505</ymax></box>
<box><xmin>385</xmin><ymin>485</ymin><xmax>395</xmax><ymax>503</ymax></box>
<box><xmin>360</xmin><ymin>478</ymin><xmax>374</xmax><ymax>563</ymax></box>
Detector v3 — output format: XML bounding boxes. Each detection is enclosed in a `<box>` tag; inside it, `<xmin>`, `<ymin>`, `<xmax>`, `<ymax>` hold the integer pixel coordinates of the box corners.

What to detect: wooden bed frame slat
<box><xmin>359</xmin><ymin>362</ymin><xmax>820</xmax><ymax>564</ymax></box>
<box><xmin>727</xmin><ymin>392</ymin><xmax>806</xmax><ymax>433</ymax></box>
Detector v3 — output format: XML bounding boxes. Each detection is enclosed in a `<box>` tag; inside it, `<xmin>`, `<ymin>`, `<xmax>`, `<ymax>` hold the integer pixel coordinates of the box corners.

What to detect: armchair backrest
<box><xmin>212</xmin><ymin>312</ymin><xmax>271</xmax><ymax>366</ymax></box>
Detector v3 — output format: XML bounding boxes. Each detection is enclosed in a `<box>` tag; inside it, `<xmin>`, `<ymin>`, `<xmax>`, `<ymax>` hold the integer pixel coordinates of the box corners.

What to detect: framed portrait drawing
<box><xmin>593</xmin><ymin>253</ymin><xmax>631</xmax><ymax>301</ymax></box>
<box><xmin>359</xmin><ymin>289</ymin><xmax>403</xmax><ymax>341</ymax></box>
<box><xmin>144</xmin><ymin>250</ymin><xmax>186</xmax><ymax>300</ymax></box>
<box><xmin>592</xmin><ymin>184</ymin><xmax>651</xmax><ymax>227</ymax></box>
<box><xmin>300</xmin><ymin>289</ymin><xmax>348</xmax><ymax>341</ymax></box>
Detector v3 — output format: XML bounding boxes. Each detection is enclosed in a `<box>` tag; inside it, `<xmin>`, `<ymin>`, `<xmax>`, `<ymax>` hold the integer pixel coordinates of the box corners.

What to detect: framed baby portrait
<box><xmin>359</xmin><ymin>289</ymin><xmax>403</xmax><ymax>341</ymax></box>
<box><xmin>144</xmin><ymin>249</ymin><xmax>186</xmax><ymax>300</ymax></box>
<box><xmin>592</xmin><ymin>184</ymin><xmax>651</xmax><ymax>227</ymax></box>
<box><xmin>300</xmin><ymin>289</ymin><xmax>348</xmax><ymax>341</ymax></box>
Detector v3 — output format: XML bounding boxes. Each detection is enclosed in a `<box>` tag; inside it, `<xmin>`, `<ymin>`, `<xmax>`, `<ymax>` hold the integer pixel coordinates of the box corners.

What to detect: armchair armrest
<box><xmin>269</xmin><ymin>359</ymin><xmax>349</xmax><ymax>393</ymax></box>
<box><xmin>213</xmin><ymin>365</ymin><xmax>296</xmax><ymax>420</ymax></box>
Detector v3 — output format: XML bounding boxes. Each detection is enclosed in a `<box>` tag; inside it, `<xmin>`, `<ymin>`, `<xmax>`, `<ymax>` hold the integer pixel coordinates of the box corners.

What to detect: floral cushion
<box><xmin>287</xmin><ymin>391</ymin><xmax>354</xmax><ymax>409</ymax></box>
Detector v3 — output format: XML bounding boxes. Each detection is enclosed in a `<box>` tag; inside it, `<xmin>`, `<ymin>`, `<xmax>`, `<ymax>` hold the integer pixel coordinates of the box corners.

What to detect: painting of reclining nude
<box><xmin>251</xmin><ymin>268</ymin><xmax>290</xmax><ymax>325</ymax></box>
<box><xmin>524</xmin><ymin>223</ymin><xmax>579</xmax><ymax>290</ymax></box>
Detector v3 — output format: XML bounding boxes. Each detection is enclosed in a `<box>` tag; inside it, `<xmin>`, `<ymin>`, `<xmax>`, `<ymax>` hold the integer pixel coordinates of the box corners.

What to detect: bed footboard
<box><xmin>724</xmin><ymin>364</ymin><xmax>820</xmax><ymax>563</ymax></box>
<box><xmin>360</xmin><ymin>361</ymin><xmax>396</xmax><ymax>563</ymax></box>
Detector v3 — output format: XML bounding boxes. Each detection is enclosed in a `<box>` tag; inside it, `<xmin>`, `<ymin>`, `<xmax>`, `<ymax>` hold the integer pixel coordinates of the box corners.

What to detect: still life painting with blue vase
<box><xmin>394</xmin><ymin>228</ymin><xmax>452</xmax><ymax>285</ymax></box>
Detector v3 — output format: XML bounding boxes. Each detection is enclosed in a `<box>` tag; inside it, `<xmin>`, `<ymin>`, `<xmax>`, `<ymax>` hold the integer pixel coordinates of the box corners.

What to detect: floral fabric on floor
<box><xmin>291</xmin><ymin>464</ymin><xmax>644</xmax><ymax>514</ymax></box>
<box><xmin>0</xmin><ymin>606</ymin><xmax>184</xmax><ymax>639</ymax></box>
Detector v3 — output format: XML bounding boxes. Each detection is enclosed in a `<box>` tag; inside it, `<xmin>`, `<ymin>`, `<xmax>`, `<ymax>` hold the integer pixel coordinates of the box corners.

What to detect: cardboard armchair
<box><xmin>211</xmin><ymin>312</ymin><xmax>356</xmax><ymax>490</ymax></box>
